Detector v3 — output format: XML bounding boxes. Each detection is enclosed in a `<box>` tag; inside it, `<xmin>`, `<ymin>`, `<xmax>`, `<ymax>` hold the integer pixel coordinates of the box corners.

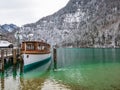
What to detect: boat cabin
<box><xmin>21</xmin><ymin>41</ymin><xmax>50</xmax><ymax>54</ymax></box>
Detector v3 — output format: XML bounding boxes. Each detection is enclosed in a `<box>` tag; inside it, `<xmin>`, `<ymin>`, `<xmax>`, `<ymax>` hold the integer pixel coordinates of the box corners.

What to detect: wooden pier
<box><xmin>0</xmin><ymin>48</ymin><xmax>21</xmax><ymax>71</ymax></box>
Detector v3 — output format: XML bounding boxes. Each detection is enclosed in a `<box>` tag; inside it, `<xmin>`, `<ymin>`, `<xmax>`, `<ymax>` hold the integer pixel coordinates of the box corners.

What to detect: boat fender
<box><xmin>27</xmin><ymin>55</ymin><xmax>29</xmax><ymax>58</ymax></box>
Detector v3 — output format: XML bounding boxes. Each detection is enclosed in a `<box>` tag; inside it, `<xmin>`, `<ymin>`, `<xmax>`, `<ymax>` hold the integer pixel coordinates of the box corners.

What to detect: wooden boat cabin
<box><xmin>21</xmin><ymin>41</ymin><xmax>50</xmax><ymax>54</ymax></box>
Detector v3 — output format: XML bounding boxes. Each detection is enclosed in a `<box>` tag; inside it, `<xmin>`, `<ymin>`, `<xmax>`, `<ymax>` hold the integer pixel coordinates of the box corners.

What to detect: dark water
<box><xmin>0</xmin><ymin>48</ymin><xmax>120</xmax><ymax>90</ymax></box>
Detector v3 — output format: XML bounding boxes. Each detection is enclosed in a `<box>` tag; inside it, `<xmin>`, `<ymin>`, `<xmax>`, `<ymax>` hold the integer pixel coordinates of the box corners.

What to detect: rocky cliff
<box><xmin>21</xmin><ymin>0</ymin><xmax>120</xmax><ymax>48</ymax></box>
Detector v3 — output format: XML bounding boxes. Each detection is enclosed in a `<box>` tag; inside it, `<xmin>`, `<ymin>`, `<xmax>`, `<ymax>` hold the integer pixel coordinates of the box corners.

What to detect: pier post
<box><xmin>5</xmin><ymin>49</ymin><xmax>7</xmax><ymax>57</ymax></box>
<box><xmin>0</xmin><ymin>72</ymin><xmax>4</xmax><ymax>90</ymax></box>
<box><xmin>5</xmin><ymin>49</ymin><xmax>8</xmax><ymax>64</ymax></box>
<box><xmin>13</xmin><ymin>49</ymin><xmax>17</xmax><ymax>64</ymax></box>
<box><xmin>18</xmin><ymin>48</ymin><xmax>21</xmax><ymax>56</ymax></box>
<box><xmin>20</xmin><ymin>58</ymin><xmax>24</xmax><ymax>76</ymax></box>
<box><xmin>20</xmin><ymin>55</ymin><xmax>23</xmax><ymax>64</ymax></box>
<box><xmin>0</xmin><ymin>50</ymin><xmax>1</xmax><ymax>71</ymax></box>
<box><xmin>1</xmin><ymin>49</ymin><xmax>4</xmax><ymax>72</ymax></box>
<box><xmin>53</xmin><ymin>48</ymin><xmax>57</xmax><ymax>70</ymax></box>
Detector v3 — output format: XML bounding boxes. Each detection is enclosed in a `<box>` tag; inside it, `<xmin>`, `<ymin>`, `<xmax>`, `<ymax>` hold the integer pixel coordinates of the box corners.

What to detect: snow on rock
<box><xmin>19</xmin><ymin>0</ymin><xmax>120</xmax><ymax>48</ymax></box>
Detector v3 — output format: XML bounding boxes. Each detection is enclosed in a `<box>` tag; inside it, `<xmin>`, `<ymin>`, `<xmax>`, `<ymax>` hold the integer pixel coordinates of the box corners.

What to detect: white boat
<box><xmin>21</xmin><ymin>41</ymin><xmax>51</xmax><ymax>72</ymax></box>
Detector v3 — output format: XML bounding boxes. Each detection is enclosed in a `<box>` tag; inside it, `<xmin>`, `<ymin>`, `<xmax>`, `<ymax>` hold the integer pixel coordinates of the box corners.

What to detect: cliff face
<box><xmin>21</xmin><ymin>0</ymin><xmax>120</xmax><ymax>47</ymax></box>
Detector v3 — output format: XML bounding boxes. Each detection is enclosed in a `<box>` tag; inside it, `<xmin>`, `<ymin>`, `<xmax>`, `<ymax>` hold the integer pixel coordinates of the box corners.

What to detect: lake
<box><xmin>0</xmin><ymin>48</ymin><xmax>120</xmax><ymax>90</ymax></box>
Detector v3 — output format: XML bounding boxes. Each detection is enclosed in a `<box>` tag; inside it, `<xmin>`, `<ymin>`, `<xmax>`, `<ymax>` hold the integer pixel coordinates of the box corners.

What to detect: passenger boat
<box><xmin>21</xmin><ymin>40</ymin><xmax>51</xmax><ymax>72</ymax></box>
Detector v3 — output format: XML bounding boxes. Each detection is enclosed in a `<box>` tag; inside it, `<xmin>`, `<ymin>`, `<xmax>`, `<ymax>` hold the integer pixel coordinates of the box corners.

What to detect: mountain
<box><xmin>0</xmin><ymin>24</ymin><xmax>19</xmax><ymax>43</ymax></box>
<box><xmin>20</xmin><ymin>0</ymin><xmax>120</xmax><ymax>48</ymax></box>
<box><xmin>0</xmin><ymin>24</ymin><xmax>19</xmax><ymax>33</ymax></box>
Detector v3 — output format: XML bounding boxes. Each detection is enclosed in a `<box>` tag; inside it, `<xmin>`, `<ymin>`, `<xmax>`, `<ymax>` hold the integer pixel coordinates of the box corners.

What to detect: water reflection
<box><xmin>13</xmin><ymin>64</ymin><xmax>17</xmax><ymax>79</ymax></box>
<box><xmin>57</xmin><ymin>48</ymin><xmax>120</xmax><ymax>68</ymax></box>
<box><xmin>0</xmin><ymin>59</ymin><xmax>53</xmax><ymax>90</ymax></box>
<box><xmin>52</xmin><ymin>48</ymin><xmax>120</xmax><ymax>90</ymax></box>
<box><xmin>0</xmin><ymin>48</ymin><xmax>120</xmax><ymax>90</ymax></box>
<box><xmin>19</xmin><ymin>72</ymin><xmax>50</xmax><ymax>90</ymax></box>
<box><xmin>18</xmin><ymin>59</ymin><xmax>70</xmax><ymax>90</ymax></box>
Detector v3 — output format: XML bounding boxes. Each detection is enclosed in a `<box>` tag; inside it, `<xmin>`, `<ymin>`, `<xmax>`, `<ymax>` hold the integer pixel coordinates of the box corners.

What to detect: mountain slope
<box><xmin>0</xmin><ymin>24</ymin><xmax>19</xmax><ymax>43</ymax></box>
<box><xmin>0</xmin><ymin>24</ymin><xmax>19</xmax><ymax>33</ymax></box>
<box><xmin>21</xmin><ymin>0</ymin><xmax>120</xmax><ymax>47</ymax></box>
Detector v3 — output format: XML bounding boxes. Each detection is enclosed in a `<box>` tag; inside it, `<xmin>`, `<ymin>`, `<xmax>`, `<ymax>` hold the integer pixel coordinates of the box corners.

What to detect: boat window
<box><xmin>42</xmin><ymin>46</ymin><xmax>45</xmax><ymax>50</ymax></box>
<box><xmin>26</xmin><ymin>43</ymin><xmax>35</xmax><ymax>50</ymax></box>
<box><xmin>38</xmin><ymin>45</ymin><xmax>40</xmax><ymax>50</ymax></box>
<box><xmin>38</xmin><ymin>45</ymin><xmax>45</xmax><ymax>50</ymax></box>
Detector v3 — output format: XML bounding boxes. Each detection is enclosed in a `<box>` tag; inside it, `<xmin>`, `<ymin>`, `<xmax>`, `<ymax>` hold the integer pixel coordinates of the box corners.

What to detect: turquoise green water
<box><xmin>0</xmin><ymin>48</ymin><xmax>120</xmax><ymax>90</ymax></box>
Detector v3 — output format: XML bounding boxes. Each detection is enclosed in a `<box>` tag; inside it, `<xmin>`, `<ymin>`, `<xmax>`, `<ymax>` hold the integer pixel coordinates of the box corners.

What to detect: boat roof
<box><xmin>22</xmin><ymin>41</ymin><xmax>50</xmax><ymax>46</ymax></box>
<box><xmin>22</xmin><ymin>40</ymin><xmax>46</xmax><ymax>43</ymax></box>
<box><xmin>0</xmin><ymin>40</ymin><xmax>13</xmax><ymax>48</ymax></box>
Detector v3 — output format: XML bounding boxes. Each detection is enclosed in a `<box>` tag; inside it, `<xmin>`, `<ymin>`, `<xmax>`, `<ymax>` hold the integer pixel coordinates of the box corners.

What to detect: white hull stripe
<box><xmin>24</xmin><ymin>57</ymin><xmax>51</xmax><ymax>72</ymax></box>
